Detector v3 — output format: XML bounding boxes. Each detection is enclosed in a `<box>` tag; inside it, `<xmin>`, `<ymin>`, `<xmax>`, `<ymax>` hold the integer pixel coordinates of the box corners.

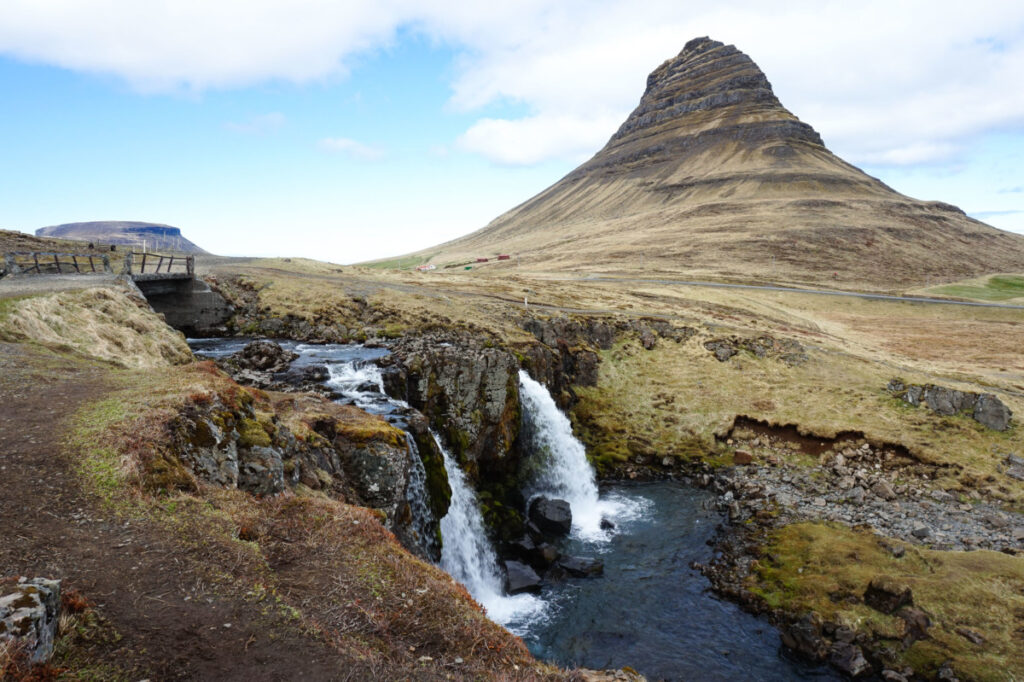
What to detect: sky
<box><xmin>1</xmin><ymin>1</ymin><xmax>1023</xmax><ymax>264</ymax></box>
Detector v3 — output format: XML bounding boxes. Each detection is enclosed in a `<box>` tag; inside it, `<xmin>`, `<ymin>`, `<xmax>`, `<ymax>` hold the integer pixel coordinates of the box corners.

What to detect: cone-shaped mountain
<box><xmin>413</xmin><ymin>37</ymin><xmax>1024</xmax><ymax>288</ymax></box>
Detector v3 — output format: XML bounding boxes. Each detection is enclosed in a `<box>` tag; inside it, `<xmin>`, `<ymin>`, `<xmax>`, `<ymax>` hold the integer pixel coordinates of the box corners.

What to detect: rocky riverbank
<box><xmin>693</xmin><ymin>428</ymin><xmax>1023</xmax><ymax>680</ymax></box>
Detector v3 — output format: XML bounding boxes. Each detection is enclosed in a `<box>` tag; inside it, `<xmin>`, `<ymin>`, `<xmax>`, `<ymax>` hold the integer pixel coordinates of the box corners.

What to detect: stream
<box><xmin>189</xmin><ymin>338</ymin><xmax>835</xmax><ymax>680</ymax></box>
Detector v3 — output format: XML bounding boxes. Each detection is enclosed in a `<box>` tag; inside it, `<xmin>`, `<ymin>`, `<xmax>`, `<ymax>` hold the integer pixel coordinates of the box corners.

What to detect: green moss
<box><xmin>143</xmin><ymin>449</ymin><xmax>195</xmax><ymax>494</ymax></box>
<box><xmin>381</xmin><ymin>322</ymin><xmax>406</xmax><ymax>339</ymax></box>
<box><xmin>446</xmin><ymin>425</ymin><xmax>472</xmax><ymax>461</ymax></box>
<box><xmin>67</xmin><ymin>398</ymin><xmax>132</xmax><ymax>506</ymax></box>
<box><xmin>237</xmin><ymin>418</ymin><xmax>272</xmax><ymax>448</ymax></box>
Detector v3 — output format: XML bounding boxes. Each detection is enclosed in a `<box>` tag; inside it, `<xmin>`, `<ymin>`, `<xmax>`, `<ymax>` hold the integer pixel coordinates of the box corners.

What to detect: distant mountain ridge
<box><xmin>36</xmin><ymin>221</ymin><xmax>207</xmax><ymax>254</ymax></box>
<box><xmin>411</xmin><ymin>37</ymin><xmax>1024</xmax><ymax>289</ymax></box>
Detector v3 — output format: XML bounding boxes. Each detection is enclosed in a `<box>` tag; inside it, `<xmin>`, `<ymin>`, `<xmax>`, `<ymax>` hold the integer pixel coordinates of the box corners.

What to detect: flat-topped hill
<box><xmin>410</xmin><ymin>38</ymin><xmax>1024</xmax><ymax>289</ymax></box>
<box><xmin>36</xmin><ymin>221</ymin><xmax>207</xmax><ymax>254</ymax></box>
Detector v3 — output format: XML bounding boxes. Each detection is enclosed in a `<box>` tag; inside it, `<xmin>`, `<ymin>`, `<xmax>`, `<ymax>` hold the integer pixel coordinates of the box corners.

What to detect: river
<box><xmin>189</xmin><ymin>338</ymin><xmax>835</xmax><ymax>680</ymax></box>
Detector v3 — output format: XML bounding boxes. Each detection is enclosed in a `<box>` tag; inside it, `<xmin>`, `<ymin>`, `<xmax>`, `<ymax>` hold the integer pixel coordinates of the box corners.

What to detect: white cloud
<box><xmin>457</xmin><ymin>113</ymin><xmax>622</xmax><ymax>165</ymax></box>
<box><xmin>318</xmin><ymin>137</ymin><xmax>385</xmax><ymax>161</ymax></box>
<box><xmin>2</xmin><ymin>1</ymin><xmax>1024</xmax><ymax>166</ymax></box>
<box><xmin>224</xmin><ymin>112</ymin><xmax>286</xmax><ymax>134</ymax></box>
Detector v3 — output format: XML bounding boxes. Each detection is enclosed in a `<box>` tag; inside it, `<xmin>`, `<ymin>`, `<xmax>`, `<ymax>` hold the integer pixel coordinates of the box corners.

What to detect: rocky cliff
<box><xmin>411</xmin><ymin>37</ymin><xmax>1024</xmax><ymax>288</ymax></box>
<box><xmin>164</xmin><ymin>377</ymin><xmax>448</xmax><ymax>562</ymax></box>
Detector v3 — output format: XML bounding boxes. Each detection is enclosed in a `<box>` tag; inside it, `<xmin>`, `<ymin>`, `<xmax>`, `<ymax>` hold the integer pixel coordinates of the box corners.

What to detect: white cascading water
<box><xmin>436</xmin><ymin>432</ymin><xmax>545</xmax><ymax>629</ymax></box>
<box><xmin>518</xmin><ymin>370</ymin><xmax>638</xmax><ymax>541</ymax></box>
<box><xmin>326</xmin><ymin>360</ymin><xmax>545</xmax><ymax>626</ymax></box>
<box><xmin>325</xmin><ymin>360</ymin><xmax>439</xmax><ymax>558</ymax></box>
<box><xmin>326</xmin><ymin>361</ymin><xmax>389</xmax><ymax>413</ymax></box>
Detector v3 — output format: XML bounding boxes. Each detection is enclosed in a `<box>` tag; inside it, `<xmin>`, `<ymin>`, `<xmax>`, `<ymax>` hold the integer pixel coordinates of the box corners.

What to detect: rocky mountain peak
<box><xmin>610</xmin><ymin>36</ymin><xmax>821</xmax><ymax>148</ymax></box>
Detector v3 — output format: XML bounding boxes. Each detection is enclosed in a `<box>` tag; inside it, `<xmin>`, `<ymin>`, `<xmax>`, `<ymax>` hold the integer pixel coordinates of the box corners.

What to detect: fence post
<box><xmin>4</xmin><ymin>253</ymin><xmax>21</xmax><ymax>275</ymax></box>
<box><xmin>103</xmin><ymin>254</ymin><xmax>112</xmax><ymax>273</ymax></box>
<box><xmin>121</xmin><ymin>251</ymin><xmax>133</xmax><ymax>275</ymax></box>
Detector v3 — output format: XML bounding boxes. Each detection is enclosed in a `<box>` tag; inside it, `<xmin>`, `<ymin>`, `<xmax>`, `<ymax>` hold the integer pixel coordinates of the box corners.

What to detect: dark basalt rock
<box><xmin>529</xmin><ymin>496</ymin><xmax>573</xmax><ymax>537</ymax></box>
<box><xmin>556</xmin><ymin>555</ymin><xmax>604</xmax><ymax>577</ymax></box>
<box><xmin>888</xmin><ymin>379</ymin><xmax>1012</xmax><ymax>431</ymax></box>
<box><xmin>779</xmin><ymin>612</ymin><xmax>828</xmax><ymax>661</ymax></box>
<box><xmin>829</xmin><ymin>641</ymin><xmax>872</xmax><ymax>679</ymax></box>
<box><xmin>237</xmin><ymin>339</ymin><xmax>299</xmax><ymax>372</ymax></box>
<box><xmin>864</xmin><ymin>576</ymin><xmax>913</xmax><ymax>614</ymax></box>
<box><xmin>974</xmin><ymin>393</ymin><xmax>1013</xmax><ymax>431</ymax></box>
<box><xmin>898</xmin><ymin>606</ymin><xmax>931</xmax><ymax>645</ymax></box>
<box><xmin>504</xmin><ymin>560</ymin><xmax>542</xmax><ymax>595</ymax></box>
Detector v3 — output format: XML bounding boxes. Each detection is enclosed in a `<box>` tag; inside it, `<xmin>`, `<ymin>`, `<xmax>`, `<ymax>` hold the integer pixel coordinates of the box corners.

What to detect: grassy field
<box><xmin>929</xmin><ymin>274</ymin><xmax>1024</xmax><ymax>302</ymax></box>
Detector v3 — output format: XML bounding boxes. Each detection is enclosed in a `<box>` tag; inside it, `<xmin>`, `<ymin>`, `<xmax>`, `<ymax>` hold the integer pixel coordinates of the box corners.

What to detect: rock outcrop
<box><xmin>887</xmin><ymin>379</ymin><xmax>1013</xmax><ymax>431</ymax></box>
<box><xmin>0</xmin><ymin>577</ymin><xmax>61</xmax><ymax>664</ymax></box>
<box><xmin>383</xmin><ymin>332</ymin><xmax>522</xmax><ymax>474</ymax></box>
<box><xmin>164</xmin><ymin>386</ymin><xmax>447</xmax><ymax>562</ymax></box>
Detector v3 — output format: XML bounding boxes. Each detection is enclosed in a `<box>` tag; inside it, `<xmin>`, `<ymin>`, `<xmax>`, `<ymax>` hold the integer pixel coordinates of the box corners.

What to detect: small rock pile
<box><xmin>706</xmin><ymin>442</ymin><xmax>1022</xmax><ymax>552</ymax></box>
<box><xmin>501</xmin><ymin>495</ymin><xmax>604</xmax><ymax>594</ymax></box>
<box><xmin>704</xmin><ymin>334</ymin><xmax>807</xmax><ymax>365</ymax></box>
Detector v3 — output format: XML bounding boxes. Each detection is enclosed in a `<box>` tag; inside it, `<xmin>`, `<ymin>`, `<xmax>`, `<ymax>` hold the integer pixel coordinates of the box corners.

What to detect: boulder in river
<box><xmin>779</xmin><ymin>612</ymin><xmax>828</xmax><ymax>661</ymax></box>
<box><xmin>504</xmin><ymin>560</ymin><xmax>542</xmax><ymax>595</ymax></box>
<box><xmin>529</xmin><ymin>496</ymin><xmax>572</xmax><ymax>537</ymax></box>
<box><xmin>556</xmin><ymin>555</ymin><xmax>604</xmax><ymax>577</ymax></box>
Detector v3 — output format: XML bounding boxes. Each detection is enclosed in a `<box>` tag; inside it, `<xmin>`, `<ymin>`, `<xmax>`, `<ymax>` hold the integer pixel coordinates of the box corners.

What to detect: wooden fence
<box><xmin>3</xmin><ymin>251</ymin><xmax>112</xmax><ymax>276</ymax></box>
<box><xmin>123</xmin><ymin>251</ymin><xmax>194</xmax><ymax>276</ymax></box>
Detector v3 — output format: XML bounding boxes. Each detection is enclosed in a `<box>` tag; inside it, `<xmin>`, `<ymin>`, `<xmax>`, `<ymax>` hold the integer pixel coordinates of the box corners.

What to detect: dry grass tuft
<box><xmin>0</xmin><ymin>287</ymin><xmax>192</xmax><ymax>368</ymax></box>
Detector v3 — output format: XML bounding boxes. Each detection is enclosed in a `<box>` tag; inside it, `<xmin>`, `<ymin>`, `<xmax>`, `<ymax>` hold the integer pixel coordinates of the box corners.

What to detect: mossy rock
<box><xmin>237</xmin><ymin>418</ymin><xmax>272</xmax><ymax>448</ymax></box>
<box><xmin>143</xmin><ymin>449</ymin><xmax>196</xmax><ymax>494</ymax></box>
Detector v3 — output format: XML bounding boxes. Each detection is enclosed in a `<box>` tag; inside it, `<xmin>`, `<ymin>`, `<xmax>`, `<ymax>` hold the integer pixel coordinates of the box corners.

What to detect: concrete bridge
<box><xmin>122</xmin><ymin>251</ymin><xmax>232</xmax><ymax>334</ymax></box>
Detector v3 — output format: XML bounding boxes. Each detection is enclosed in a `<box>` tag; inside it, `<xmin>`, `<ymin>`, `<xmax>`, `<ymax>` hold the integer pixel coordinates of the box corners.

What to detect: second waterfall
<box><xmin>518</xmin><ymin>370</ymin><xmax>640</xmax><ymax>541</ymax></box>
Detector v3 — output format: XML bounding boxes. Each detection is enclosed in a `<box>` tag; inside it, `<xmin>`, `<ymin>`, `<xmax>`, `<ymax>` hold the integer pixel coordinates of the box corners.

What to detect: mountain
<box><xmin>416</xmin><ymin>37</ymin><xmax>1024</xmax><ymax>288</ymax></box>
<box><xmin>36</xmin><ymin>221</ymin><xmax>207</xmax><ymax>254</ymax></box>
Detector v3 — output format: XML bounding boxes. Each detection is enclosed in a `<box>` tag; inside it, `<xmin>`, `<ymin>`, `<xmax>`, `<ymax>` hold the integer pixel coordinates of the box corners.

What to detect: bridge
<box><xmin>2</xmin><ymin>250</ymin><xmax>232</xmax><ymax>334</ymax></box>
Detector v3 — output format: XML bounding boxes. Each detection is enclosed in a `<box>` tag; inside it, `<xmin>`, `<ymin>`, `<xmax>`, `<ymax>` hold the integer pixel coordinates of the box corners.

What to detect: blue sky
<box><xmin>1</xmin><ymin>1</ymin><xmax>1022</xmax><ymax>263</ymax></box>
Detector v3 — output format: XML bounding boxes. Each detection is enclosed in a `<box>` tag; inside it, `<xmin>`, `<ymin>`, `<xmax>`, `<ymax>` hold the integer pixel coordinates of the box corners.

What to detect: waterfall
<box><xmin>518</xmin><ymin>370</ymin><xmax>636</xmax><ymax>540</ymax></box>
<box><xmin>403</xmin><ymin>433</ymin><xmax>440</xmax><ymax>560</ymax></box>
<box><xmin>436</xmin><ymin>433</ymin><xmax>545</xmax><ymax>629</ymax></box>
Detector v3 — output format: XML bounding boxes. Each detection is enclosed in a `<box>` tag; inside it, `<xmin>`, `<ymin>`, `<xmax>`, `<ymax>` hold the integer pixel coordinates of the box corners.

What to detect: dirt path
<box><xmin>0</xmin><ymin>343</ymin><xmax>347</xmax><ymax>680</ymax></box>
